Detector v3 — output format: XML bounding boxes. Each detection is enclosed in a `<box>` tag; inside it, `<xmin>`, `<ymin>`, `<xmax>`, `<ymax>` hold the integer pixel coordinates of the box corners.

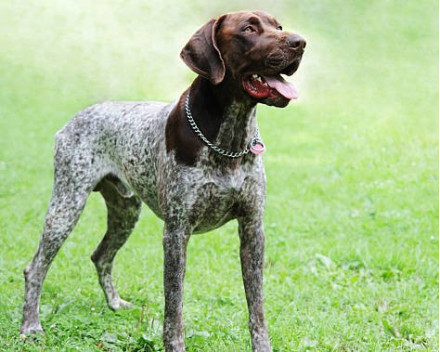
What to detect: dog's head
<box><xmin>181</xmin><ymin>11</ymin><xmax>306</xmax><ymax>107</ymax></box>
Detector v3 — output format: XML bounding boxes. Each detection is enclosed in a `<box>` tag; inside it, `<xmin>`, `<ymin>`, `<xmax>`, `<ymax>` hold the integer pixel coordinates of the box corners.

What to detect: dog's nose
<box><xmin>287</xmin><ymin>34</ymin><xmax>306</xmax><ymax>50</ymax></box>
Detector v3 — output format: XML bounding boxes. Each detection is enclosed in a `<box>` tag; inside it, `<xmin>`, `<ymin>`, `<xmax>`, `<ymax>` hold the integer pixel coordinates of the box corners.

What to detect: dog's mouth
<box><xmin>242</xmin><ymin>73</ymin><xmax>298</xmax><ymax>101</ymax></box>
<box><xmin>241</xmin><ymin>55</ymin><xmax>302</xmax><ymax>105</ymax></box>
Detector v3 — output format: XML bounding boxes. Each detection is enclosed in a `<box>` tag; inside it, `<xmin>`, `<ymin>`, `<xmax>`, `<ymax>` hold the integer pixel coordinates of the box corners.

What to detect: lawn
<box><xmin>0</xmin><ymin>1</ymin><xmax>438</xmax><ymax>351</ymax></box>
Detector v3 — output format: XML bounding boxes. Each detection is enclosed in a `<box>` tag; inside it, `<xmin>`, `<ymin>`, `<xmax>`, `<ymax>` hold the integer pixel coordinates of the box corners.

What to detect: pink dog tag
<box><xmin>250</xmin><ymin>141</ymin><xmax>266</xmax><ymax>155</ymax></box>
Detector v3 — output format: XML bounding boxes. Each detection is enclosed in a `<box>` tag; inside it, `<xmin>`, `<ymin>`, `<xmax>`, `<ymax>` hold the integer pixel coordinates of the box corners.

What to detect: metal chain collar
<box><xmin>185</xmin><ymin>92</ymin><xmax>261</xmax><ymax>158</ymax></box>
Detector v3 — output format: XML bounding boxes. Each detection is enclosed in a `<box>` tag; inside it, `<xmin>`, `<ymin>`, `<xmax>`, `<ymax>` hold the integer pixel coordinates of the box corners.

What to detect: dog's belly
<box><xmin>101</xmin><ymin>101</ymin><xmax>175</xmax><ymax>219</ymax></box>
<box><xmin>121</xmin><ymin>158</ymin><xmax>164</xmax><ymax>219</ymax></box>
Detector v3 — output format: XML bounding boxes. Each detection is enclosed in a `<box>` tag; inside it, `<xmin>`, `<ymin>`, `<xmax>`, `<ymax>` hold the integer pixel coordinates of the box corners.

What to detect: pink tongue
<box><xmin>262</xmin><ymin>75</ymin><xmax>299</xmax><ymax>100</ymax></box>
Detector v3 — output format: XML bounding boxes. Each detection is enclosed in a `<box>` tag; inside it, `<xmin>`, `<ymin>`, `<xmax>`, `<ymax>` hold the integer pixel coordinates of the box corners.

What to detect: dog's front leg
<box><xmin>239</xmin><ymin>217</ymin><xmax>272</xmax><ymax>352</ymax></box>
<box><xmin>162</xmin><ymin>224</ymin><xmax>190</xmax><ymax>352</ymax></box>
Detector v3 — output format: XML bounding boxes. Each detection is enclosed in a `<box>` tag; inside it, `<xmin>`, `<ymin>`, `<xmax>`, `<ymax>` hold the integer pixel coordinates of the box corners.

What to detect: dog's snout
<box><xmin>265</xmin><ymin>52</ymin><xmax>285</xmax><ymax>68</ymax></box>
<box><xmin>287</xmin><ymin>34</ymin><xmax>306</xmax><ymax>50</ymax></box>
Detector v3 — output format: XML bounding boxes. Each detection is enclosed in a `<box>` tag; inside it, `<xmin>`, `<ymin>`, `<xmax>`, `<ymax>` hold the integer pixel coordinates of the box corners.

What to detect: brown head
<box><xmin>180</xmin><ymin>11</ymin><xmax>306</xmax><ymax>107</ymax></box>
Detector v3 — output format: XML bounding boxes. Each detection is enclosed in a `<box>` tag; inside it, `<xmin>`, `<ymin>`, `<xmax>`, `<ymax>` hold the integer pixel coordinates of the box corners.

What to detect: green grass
<box><xmin>0</xmin><ymin>1</ymin><xmax>438</xmax><ymax>351</ymax></box>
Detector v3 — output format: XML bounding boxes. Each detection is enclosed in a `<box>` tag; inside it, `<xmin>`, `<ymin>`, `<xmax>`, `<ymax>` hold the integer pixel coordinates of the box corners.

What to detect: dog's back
<box><xmin>54</xmin><ymin>100</ymin><xmax>173</xmax><ymax>201</ymax></box>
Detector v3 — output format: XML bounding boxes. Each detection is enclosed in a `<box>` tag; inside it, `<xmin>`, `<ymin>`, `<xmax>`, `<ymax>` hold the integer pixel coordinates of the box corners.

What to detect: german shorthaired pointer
<box><xmin>21</xmin><ymin>11</ymin><xmax>305</xmax><ymax>352</ymax></box>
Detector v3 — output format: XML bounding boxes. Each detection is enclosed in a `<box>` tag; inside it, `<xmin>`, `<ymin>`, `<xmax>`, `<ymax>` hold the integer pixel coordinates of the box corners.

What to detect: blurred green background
<box><xmin>0</xmin><ymin>1</ymin><xmax>438</xmax><ymax>351</ymax></box>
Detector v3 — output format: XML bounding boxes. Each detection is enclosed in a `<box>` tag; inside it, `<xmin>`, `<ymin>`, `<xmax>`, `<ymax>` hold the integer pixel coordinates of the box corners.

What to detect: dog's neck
<box><xmin>188</xmin><ymin>76</ymin><xmax>258</xmax><ymax>163</ymax></box>
<box><xmin>165</xmin><ymin>75</ymin><xmax>260</xmax><ymax>167</ymax></box>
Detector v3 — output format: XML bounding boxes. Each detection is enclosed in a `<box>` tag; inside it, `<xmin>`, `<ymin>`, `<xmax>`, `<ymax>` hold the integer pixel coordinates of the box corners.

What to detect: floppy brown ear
<box><xmin>180</xmin><ymin>16</ymin><xmax>226</xmax><ymax>85</ymax></box>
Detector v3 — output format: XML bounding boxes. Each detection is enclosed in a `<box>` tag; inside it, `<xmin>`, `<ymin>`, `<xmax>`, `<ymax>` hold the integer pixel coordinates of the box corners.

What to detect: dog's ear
<box><xmin>180</xmin><ymin>16</ymin><xmax>226</xmax><ymax>85</ymax></box>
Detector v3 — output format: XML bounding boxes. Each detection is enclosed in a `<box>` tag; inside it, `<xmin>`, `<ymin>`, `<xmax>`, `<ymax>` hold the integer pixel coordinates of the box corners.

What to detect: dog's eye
<box><xmin>277</xmin><ymin>25</ymin><xmax>283</xmax><ymax>31</ymax></box>
<box><xmin>243</xmin><ymin>25</ymin><xmax>256</xmax><ymax>33</ymax></box>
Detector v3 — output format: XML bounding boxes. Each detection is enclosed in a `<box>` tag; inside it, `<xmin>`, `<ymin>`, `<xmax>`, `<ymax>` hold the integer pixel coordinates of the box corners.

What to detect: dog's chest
<box><xmin>163</xmin><ymin>161</ymin><xmax>264</xmax><ymax>233</ymax></box>
<box><xmin>188</xmin><ymin>173</ymin><xmax>246</xmax><ymax>233</ymax></box>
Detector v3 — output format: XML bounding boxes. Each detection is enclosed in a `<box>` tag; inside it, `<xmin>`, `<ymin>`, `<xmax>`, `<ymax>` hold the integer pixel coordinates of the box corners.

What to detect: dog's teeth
<box><xmin>252</xmin><ymin>74</ymin><xmax>259</xmax><ymax>79</ymax></box>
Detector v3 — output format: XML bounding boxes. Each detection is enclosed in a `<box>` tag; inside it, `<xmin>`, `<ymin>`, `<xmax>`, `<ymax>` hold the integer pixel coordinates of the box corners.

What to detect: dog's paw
<box><xmin>118</xmin><ymin>298</ymin><xmax>133</xmax><ymax>309</ymax></box>
<box><xmin>20</xmin><ymin>322</ymin><xmax>44</xmax><ymax>339</ymax></box>
<box><xmin>109</xmin><ymin>297</ymin><xmax>133</xmax><ymax>311</ymax></box>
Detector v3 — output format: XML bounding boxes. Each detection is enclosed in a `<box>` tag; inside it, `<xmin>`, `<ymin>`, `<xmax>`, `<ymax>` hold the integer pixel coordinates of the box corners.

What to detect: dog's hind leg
<box><xmin>91</xmin><ymin>176</ymin><xmax>142</xmax><ymax>311</ymax></box>
<box><xmin>21</xmin><ymin>171</ymin><xmax>93</xmax><ymax>335</ymax></box>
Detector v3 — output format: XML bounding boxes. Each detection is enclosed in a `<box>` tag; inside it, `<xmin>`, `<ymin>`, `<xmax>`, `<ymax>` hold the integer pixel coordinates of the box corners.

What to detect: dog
<box><xmin>20</xmin><ymin>11</ymin><xmax>305</xmax><ymax>352</ymax></box>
